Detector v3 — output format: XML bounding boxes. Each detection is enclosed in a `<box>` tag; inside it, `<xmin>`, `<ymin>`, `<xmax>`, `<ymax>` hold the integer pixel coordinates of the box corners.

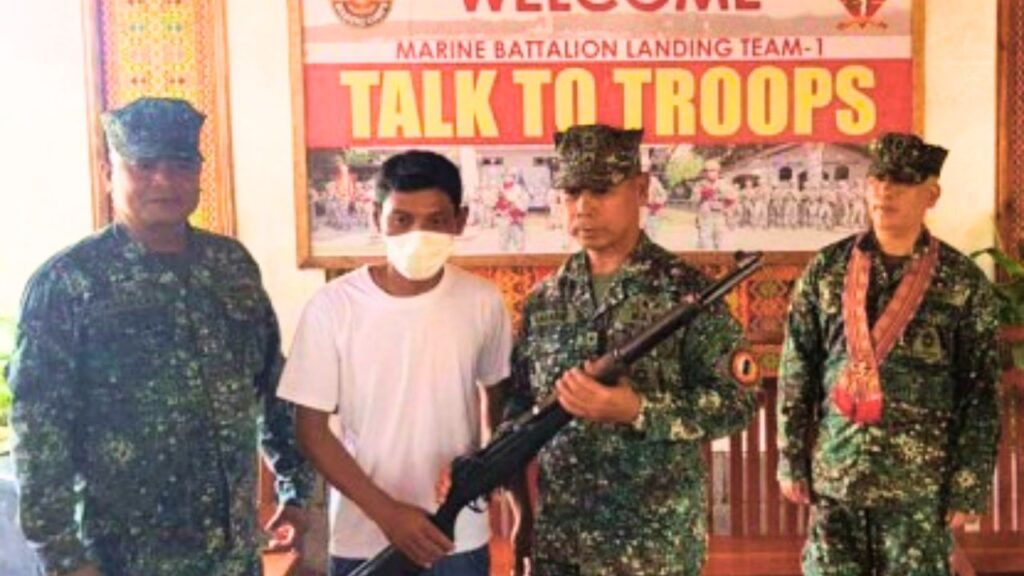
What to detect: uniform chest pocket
<box><xmin>217</xmin><ymin>288</ymin><xmax>262</xmax><ymax>324</ymax></box>
<box><xmin>528</xmin><ymin>323</ymin><xmax>590</xmax><ymax>394</ymax></box>
<box><xmin>82</xmin><ymin>304</ymin><xmax>176</xmax><ymax>367</ymax></box>
<box><xmin>817</xmin><ymin>277</ymin><xmax>844</xmax><ymax>316</ymax></box>
<box><xmin>628</xmin><ymin>355</ymin><xmax>668</xmax><ymax>396</ymax></box>
<box><xmin>213</xmin><ymin>289</ymin><xmax>268</xmax><ymax>376</ymax></box>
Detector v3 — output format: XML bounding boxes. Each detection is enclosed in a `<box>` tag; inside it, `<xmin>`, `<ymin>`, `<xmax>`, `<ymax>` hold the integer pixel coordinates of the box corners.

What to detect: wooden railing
<box><xmin>704</xmin><ymin>379</ymin><xmax>806</xmax><ymax>576</ymax></box>
<box><xmin>953</xmin><ymin>367</ymin><xmax>1024</xmax><ymax>575</ymax></box>
<box><xmin>704</xmin><ymin>372</ymin><xmax>1024</xmax><ymax>576</ymax></box>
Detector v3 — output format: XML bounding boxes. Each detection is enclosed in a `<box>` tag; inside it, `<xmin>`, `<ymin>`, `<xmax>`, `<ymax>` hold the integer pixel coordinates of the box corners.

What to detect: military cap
<box><xmin>101</xmin><ymin>97</ymin><xmax>205</xmax><ymax>162</ymax></box>
<box><xmin>553</xmin><ymin>124</ymin><xmax>643</xmax><ymax>190</ymax></box>
<box><xmin>867</xmin><ymin>132</ymin><xmax>947</xmax><ymax>185</ymax></box>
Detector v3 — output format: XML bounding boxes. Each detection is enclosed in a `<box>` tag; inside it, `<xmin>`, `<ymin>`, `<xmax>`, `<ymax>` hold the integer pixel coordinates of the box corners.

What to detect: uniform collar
<box><xmin>856</xmin><ymin>228</ymin><xmax>937</xmax><ymax>286</ymax></box>
<box><xmin>110</xmin><ymin>221</ymin><xmax>198</xmax><ymax>262</ymax></box>
<box><xmin>856</xmin><ymin>227</ymin><xmax>933</xmax><ymax>258</ymax></box>
<box><xmin>558</xmin><ymin>233</ymin><xmax>662</xmax><ymax>319</ymax></box>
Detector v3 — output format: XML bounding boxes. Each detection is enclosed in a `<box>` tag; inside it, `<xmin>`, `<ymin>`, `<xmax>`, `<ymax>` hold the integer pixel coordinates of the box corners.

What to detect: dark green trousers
<box><xmin>803</xmin><ymin>496</ymin><xmax>952</xmax><ymax>576</ymax></box>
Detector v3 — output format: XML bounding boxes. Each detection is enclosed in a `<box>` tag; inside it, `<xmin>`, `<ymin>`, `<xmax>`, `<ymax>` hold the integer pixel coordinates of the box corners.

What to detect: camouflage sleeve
<box><xmin>946</xmin><ymin>275</ymin><xmax>1000</xmax><ymax>514</ymax></box>
<box><xmin>635</xmin><ymin>302</ymin><xmax>757</xmax><ymax>442</ymax></box>
<box><xmin>501</xmin><ymin>295</ymin><xmax>538</xmax><ymax>424</ymax></box>
<box><xmin>260</xmin><ymin>392</ymin><xmax>309</xmax><ymax>506</ymax></box>
<box><xmin>680</xmin><ymin>302</ymin><xmax>757</xmax><ymax>439</ymax></box>
<box><xmin>9</xmin><ymin>267</ymin><xmax>93</xmax><ymax>572</ymax></box>
<box><xmin>254</xmin><ymin>282</ymin><xmax>310</xmax><ymax>507</ymax></box>
<box><xmin>776</xmin><ymin>258</ymin><xmax>825</xmax><ymax>484</ymax></box>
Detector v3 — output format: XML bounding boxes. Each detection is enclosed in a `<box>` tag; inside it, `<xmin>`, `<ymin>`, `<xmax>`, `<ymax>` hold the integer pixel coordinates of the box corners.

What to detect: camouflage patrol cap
<box><xmin>867</xmin><ymin>132</ymin><xmax>947</xmax><ymax>185</ymax></box>
<box><xmin>553</xmin><ymin>124</ymin><xmax>643</xmax><ymax>190</ymax></box>
<box><xmin>101</xmin><ymin>97</ymin><xmax>205</xmax><ymax>162</ymax></box>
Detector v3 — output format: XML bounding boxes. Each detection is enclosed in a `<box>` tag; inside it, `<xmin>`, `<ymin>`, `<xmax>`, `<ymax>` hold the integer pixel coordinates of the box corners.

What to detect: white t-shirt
<box><xmin>277</xmin><ymin>264</ymin><xmax>512</xmax><ymax>558</ymax></box>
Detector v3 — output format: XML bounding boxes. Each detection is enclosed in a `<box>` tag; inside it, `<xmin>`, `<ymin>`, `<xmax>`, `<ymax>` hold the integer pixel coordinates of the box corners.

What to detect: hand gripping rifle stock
<box><xmin>350</xmin><ymin>251</ymin><xmax>764</xmax><ymax>576</ymax></box>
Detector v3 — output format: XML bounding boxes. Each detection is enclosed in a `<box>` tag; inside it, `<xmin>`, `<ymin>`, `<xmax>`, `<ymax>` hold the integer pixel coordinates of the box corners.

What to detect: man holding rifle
<box><xmin>504</xmin><ymin>124</ymin><xmax>759</xmax><ymax>576</ymax></box>
<box><xmin>278</xmin><ymin>150</ymin><xmax>512</xmax><ymax>576</ymax></box>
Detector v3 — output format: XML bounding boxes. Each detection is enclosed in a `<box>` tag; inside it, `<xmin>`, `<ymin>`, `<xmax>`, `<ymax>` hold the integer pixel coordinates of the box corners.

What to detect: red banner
<box><xmin>294</xmin><ymin>0</ymin><xmax>919</xmax><ymax>261</ymax></box>
<box><xmin>305</xmin><ymin>60</ymin><xmax>911</xmax><ymax>147</ymax></box>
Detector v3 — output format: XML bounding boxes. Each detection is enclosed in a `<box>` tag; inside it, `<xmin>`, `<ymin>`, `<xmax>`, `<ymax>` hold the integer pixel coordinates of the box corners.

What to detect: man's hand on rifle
<box><xmin>435</xmin><ymin>465</ymin><xmax>452</xmax><ymax>504</ymax></box>
<box><xmin>374</xmin><ymin>499</ymin><xmax>454</xmax><ymax>568</ymax></box>
<box><xmin>779</xmin><ymin>479</ymin><xmax>811</xmax><ymax>505</ymax></box>
<box><xmin>437</xmin><ymin>462</ymin><xmax>533</xmax><ymax>576</ymax></box>
<box><xmin>555</xmin><ymin>362</ymin><xmax>642</xmax><ymax>425</ymax></box>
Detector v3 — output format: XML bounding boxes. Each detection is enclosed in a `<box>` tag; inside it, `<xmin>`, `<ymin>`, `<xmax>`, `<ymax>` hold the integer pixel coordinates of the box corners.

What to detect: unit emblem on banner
<box><xmin>837</xmin><ymin>0</ymin><xmax>888</xmax><ymax>30</ymax></box>
<box><xmin>331</xmin><ymin>0</ymin><xmax>393</xmax><ymax>27</ymax></box>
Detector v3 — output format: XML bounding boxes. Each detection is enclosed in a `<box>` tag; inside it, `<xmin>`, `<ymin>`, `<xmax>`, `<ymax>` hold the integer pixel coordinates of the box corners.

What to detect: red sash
<box><xmin>832</xmin><ymin>234</ymin><xmax>940</xmax><ymax>425</ymax></box>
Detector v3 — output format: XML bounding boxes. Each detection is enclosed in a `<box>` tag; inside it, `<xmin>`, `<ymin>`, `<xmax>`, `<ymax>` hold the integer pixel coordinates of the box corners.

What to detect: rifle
<box><xmin>350</xmin><ymin>251</ymin><xmax>764</xmax><ymax>576</ymax></box>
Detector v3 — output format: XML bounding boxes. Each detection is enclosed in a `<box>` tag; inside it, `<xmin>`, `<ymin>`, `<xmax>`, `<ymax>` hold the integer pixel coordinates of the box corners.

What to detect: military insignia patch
<box><xmin>730</xmin><ymin>350</ymin><xmax>760</xmax><ymax>387</ymax></box>
<box><xmin>331</xmin><ymin>0</ymin><xmax>393</xmax><ymax>28</ymax></box>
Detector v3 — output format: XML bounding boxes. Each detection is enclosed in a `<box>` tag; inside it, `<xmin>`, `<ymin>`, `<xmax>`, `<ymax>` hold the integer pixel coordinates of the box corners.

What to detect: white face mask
<box><xmin>383</xmin><ymin>230</ymin><xmax>456</xmax><ymax>281</ymax></box>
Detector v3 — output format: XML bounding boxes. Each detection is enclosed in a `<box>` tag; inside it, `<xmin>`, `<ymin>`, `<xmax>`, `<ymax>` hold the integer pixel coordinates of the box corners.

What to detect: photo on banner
<box><xmin>289</xmin><ymin>0</ymin><xmax>922</xmax><ymax>268</ymax></box>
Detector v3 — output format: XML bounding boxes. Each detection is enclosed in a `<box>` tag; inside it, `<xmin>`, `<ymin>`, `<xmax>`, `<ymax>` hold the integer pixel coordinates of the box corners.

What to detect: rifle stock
<box><xmin>350</xmin><ymin>252</ymin><xmax>764</xmax><ymax>576</ymax></box>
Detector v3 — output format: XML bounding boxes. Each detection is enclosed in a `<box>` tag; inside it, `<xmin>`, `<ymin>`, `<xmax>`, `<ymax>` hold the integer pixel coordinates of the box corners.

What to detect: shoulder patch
<box><xmin>730</xmin><ymin>350</ymin><xmax>760</xmax><ymax>387</ymax></box>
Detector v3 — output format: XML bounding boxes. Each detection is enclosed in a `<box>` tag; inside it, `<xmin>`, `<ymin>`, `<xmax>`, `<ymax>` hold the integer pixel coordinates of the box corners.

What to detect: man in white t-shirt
<box><xmin>278</xmin><ymin>150</ymin><xmax>513</xmax><ymax>576</ymax></box>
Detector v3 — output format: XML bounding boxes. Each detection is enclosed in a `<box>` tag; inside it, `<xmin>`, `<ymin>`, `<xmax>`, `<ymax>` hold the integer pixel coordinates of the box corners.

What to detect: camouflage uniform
<box><xmin>779</xmin><ymin>133</ymin><xmax>999</xmax><ymax>576</ymax></box>
<box><xmin>508</xmin><ymin>233</ymin><xmax>758</xmax><ymax>576</ymax></box>
<box><xmin>778</xmin><ymin>230</ymin><xmax>1000</xmax><ymax>575</ymax></box>
<box><xmin>9</xmin><ymin>224</ymin><xmax>306</xmax><ymax>576</ymax></box>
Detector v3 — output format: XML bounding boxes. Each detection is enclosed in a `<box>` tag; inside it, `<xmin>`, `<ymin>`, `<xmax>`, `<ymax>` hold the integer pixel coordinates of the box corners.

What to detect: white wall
<box><xmin>924</xmin><ymin>0</ymin><xmax>998</xmax><ymax>257</ymax></box>
<box><xmin>224</xmin><ymin>0</ymin><xmax>324</xmax><ymax>347</ymax></box>
<box><xmin>0</xmin><ymin>0</ymin><xmax>1000</xmax><ymax>345</ymax></box>
<box><xmin>0</xmin><ymin>3</ymin><xmax>93</xmax><ymax>316</ymax></box>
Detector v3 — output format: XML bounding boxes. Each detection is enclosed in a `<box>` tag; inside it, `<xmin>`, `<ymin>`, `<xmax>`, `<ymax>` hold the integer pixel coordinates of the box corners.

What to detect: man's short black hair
<box><xmin>376</xmin><ymin>150</ymin><xmax>463</xmax><ymax>207</ymax></box>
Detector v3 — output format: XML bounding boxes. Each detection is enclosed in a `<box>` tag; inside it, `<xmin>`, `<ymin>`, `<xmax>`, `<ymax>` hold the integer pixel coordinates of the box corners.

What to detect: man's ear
<box><xmin>455</xmin><ymin>205</ymin><xmax>469</xmax><ymax>235</ymax></box>
<box><xmin>635</xmin><ymin>172</ymin><xmax>650</xmax><ymax>204</ymax></box>
<box><xmin>101</xmin><ymin>158</ymin><xmax>112</xmax><ymax>191</ymax></box>
<box><xmin>372</xmin><ymin>203</ymin><xmax>383</xmax><ymax>234</ymax></box>
<box><xmin>927</xmin><ymin>178</ymin><xmax>941</xmax><ymax>208</ymax></box>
